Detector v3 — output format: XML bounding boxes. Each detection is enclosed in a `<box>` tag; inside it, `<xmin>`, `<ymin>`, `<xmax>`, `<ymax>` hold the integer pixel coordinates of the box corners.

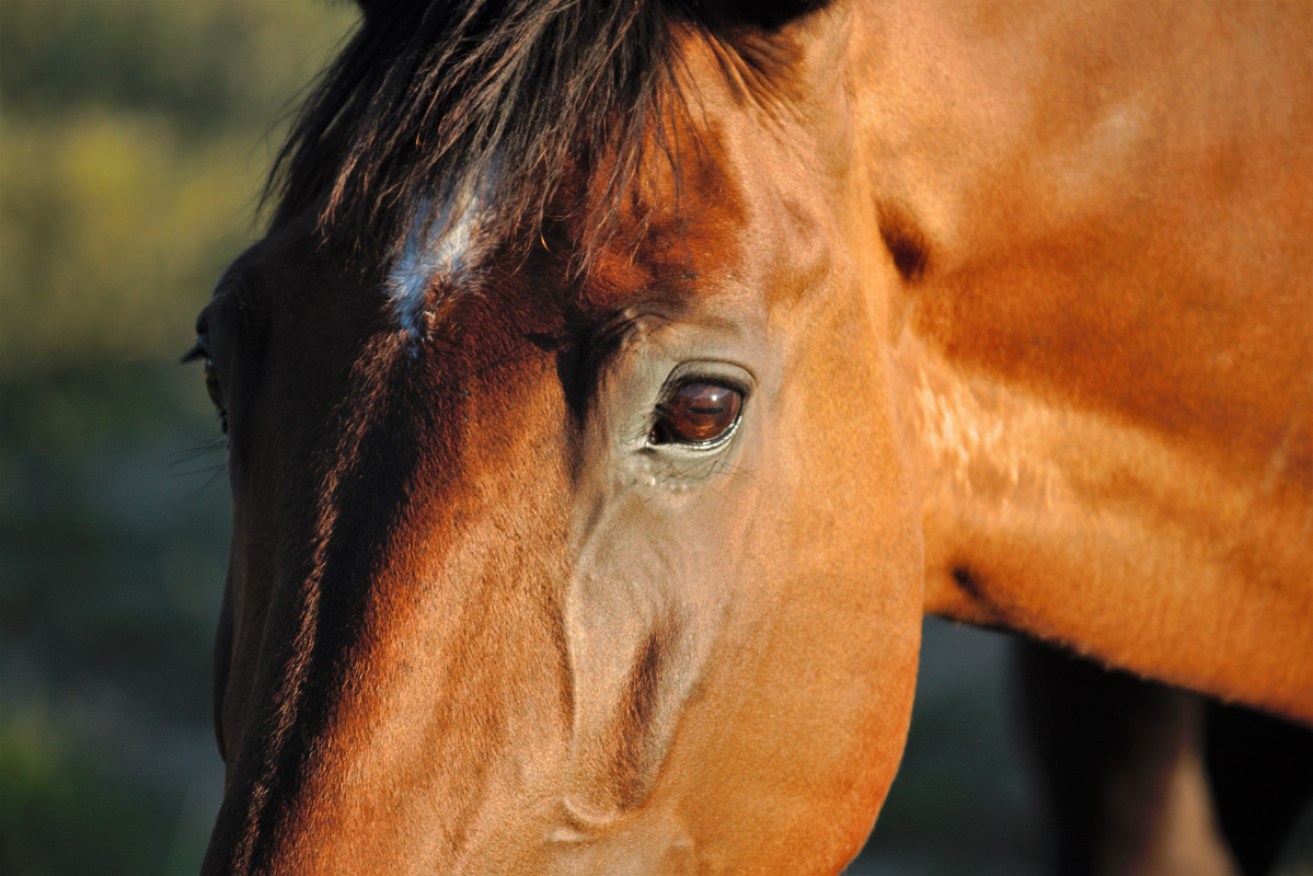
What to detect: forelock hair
<box><xmin>266</xmin><ymin>0</ymin><xmax>833</xmax><ymax>274</ymax></box>
<box><xmin>265</xmin><ymin>0</ymin><xmax>703</xmax><ymax>268</ymax></box>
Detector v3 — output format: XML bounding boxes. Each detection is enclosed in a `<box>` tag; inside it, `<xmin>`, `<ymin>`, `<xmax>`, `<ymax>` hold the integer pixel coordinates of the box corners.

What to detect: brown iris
<box><xmin>652</xmin><ymin>381</ymin><xmax>743</xmax><ymax>446</ymax></box>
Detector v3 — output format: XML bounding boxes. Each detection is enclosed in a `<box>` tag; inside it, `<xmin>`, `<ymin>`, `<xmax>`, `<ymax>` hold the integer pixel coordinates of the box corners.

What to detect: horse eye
<box><xmin>185</xmin><ymin>333</ymin><xmax>228</xmax><ymax>434</ymax></box>
<box><xmin>202</xmin><ymin>362</ymin><xmax>225</xmax><ymax>425</ymax></box>
<box><xmin>651</xmin><ymin>381</ymin><xmax>743</xmax><ymax>447</ymax></box>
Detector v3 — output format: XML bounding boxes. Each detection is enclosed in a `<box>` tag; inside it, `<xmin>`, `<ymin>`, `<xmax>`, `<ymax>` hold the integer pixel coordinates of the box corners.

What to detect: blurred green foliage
<box><xmin>0</xmin><ymin>2</ymin><xmax>356</xmax><ymax>873</ymax></box>
<box><xmin>1</xmin><ymin>0</ymin><xmax>357</xmax><ymax>376</ymax></box>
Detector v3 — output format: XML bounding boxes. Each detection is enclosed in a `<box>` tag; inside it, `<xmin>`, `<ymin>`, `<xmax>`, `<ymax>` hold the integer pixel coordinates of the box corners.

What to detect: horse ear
<box><xmin>564</xmin><ymin>514</ymin><xmax>729</xmax><ymax>819</ymax></box>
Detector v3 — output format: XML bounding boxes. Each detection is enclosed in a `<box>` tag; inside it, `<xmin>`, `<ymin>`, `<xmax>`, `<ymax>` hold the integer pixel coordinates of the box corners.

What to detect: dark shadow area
<box><xmin>853</xmin><ymin>620</ymin><xmax>1313</xmax><ymax>876</ymax></box>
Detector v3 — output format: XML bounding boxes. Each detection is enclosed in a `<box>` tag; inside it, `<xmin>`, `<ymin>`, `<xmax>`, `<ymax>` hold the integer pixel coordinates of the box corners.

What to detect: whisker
<box><xmin>171</xmin><ymin>434</ymin><xmax>229</xmax><ymax>494</ymax></box>
<box><xmin>172</xmin><ymin>436</ymin><xmax>228</xmax><ymax>466</ymax></box>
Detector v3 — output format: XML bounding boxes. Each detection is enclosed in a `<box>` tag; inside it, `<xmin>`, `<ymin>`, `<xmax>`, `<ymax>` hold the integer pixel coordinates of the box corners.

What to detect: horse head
<box><xmin>199</xmin><ymin>2</ymin><xmax>921</xmax><ymax>872</ymax></box>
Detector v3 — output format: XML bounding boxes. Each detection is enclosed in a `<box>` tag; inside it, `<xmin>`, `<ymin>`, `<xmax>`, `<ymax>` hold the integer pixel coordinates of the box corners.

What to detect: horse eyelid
<box><xmin>181</xmin><ymin>328</ymin><xmax>212</xmax><ymax>365</ymax></box>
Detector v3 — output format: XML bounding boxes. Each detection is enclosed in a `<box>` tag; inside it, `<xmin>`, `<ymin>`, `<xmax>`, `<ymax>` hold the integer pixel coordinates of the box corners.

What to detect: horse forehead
<box><xmin>380</xmin><ymin>125</ymin><xmax>826</xmax><ymax>328</ymax></box>
<box><xmin>386</xmin><ymin>186</ymin><xmax>495</xmax><ymax>335</ymax></box>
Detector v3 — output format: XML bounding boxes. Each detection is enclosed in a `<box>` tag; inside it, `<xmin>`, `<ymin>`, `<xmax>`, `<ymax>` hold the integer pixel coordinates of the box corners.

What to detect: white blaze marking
<box><xmin>386</xmin><ymin>173</ymin><xmax>495</xmax><ymax>337</ymax></box>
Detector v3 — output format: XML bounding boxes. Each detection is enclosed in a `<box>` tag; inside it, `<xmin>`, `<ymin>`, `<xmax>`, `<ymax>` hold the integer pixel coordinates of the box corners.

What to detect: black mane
<box><xmin>267</xmin><ymin>0</ymin><xmax>828</xmax><ymax>264</ymax></box>
<box><xmin>267</xmin><ymin>0</ymin><xmax>688</xmax><ymax>261</ymax></box>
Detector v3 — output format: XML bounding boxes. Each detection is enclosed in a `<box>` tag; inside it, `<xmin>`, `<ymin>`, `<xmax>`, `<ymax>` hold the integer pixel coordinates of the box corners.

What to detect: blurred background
<box><xmin>1</xmin><ymin>2</ymin><xmax>355</xmax><ymax>872</ymax></box>
<box><xmin>0</xmin><ymin>3</ymin><xmax>1309</xmax><ymax>875</ymax></box>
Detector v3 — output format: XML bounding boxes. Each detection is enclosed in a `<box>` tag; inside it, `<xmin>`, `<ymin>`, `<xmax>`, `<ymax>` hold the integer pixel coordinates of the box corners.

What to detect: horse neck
<box><xmin>846</xmin><ymin>0</ymin><xmax>1313</xmax><ymax>724</ymax></box>
<box><xmin>892</xmin><ymin>330</ymin><xmax>1313</xmax><ymax>723</ymax></box>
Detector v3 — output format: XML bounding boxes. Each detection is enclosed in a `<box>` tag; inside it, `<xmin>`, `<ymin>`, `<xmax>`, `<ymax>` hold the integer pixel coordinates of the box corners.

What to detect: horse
<box><xmin>193</xmin><ymin>1</ymin><xmax>1313</xmax><ymax>872</ymax></box>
